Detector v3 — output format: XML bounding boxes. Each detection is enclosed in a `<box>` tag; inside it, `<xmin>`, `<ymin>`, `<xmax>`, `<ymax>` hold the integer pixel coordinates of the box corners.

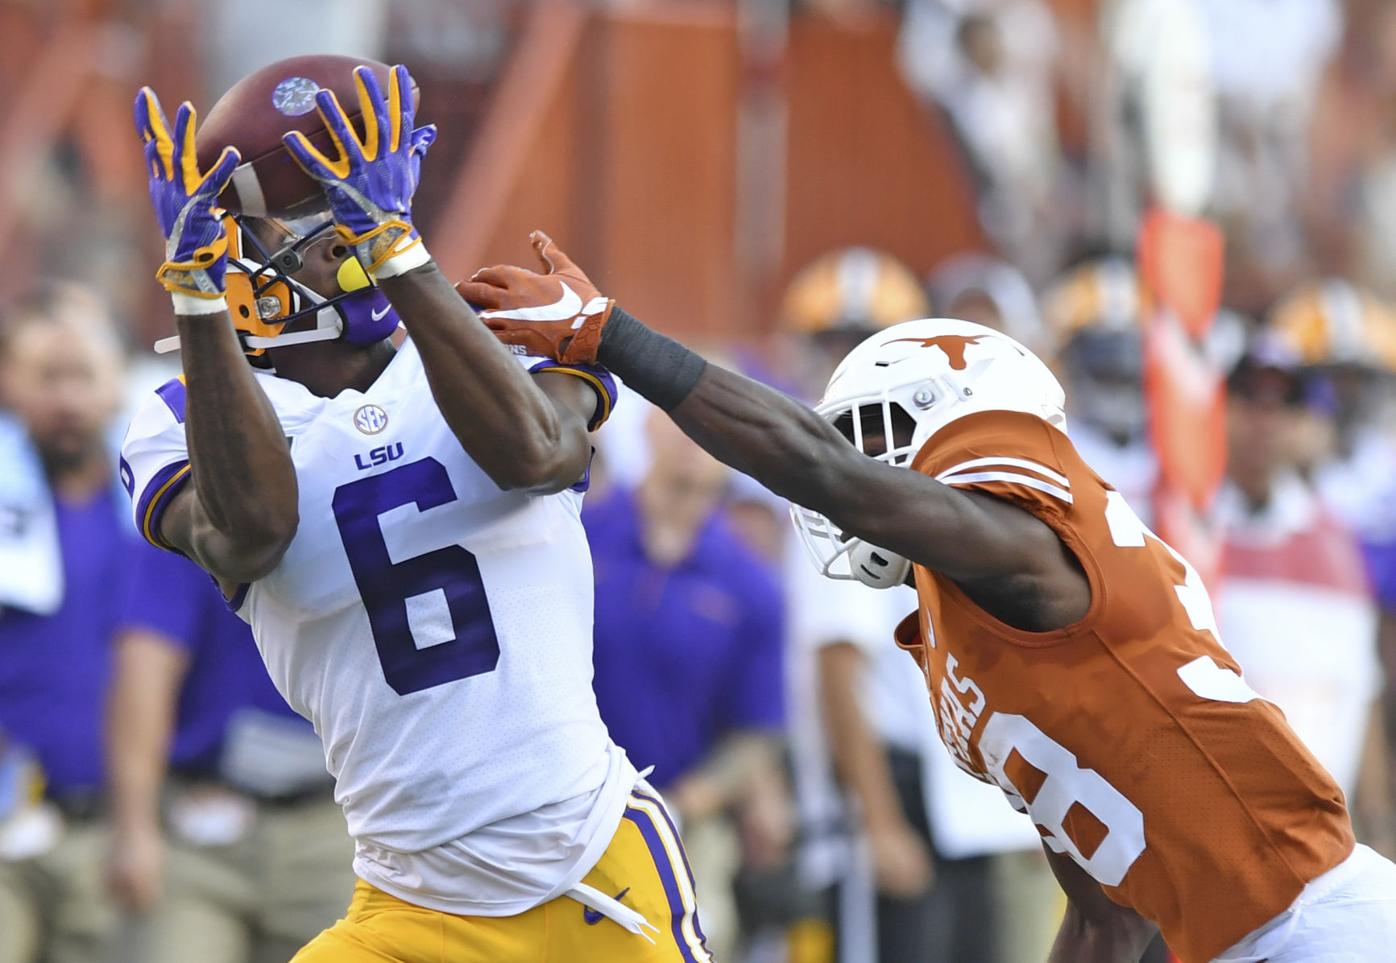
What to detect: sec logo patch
<box><xmin>353</xmin><ymin>404</ymin><xmax>389</xmax><ymax>435</ymax></box>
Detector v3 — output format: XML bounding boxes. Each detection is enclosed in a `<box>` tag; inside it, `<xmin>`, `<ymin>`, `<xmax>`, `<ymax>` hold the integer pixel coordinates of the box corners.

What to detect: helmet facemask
<box><xmin>788</xmin><ymin>317</ymin><xmax>1069</xmax><ymax>588</ymax></box>
<box><xmin>153</xmin><ymin>213</ymin><xmax>401</xmax><ymax>367</ymax></box>
<box><xmin>791</xmin><ymin>392</ymin><xmax>925</xmax><ymax>588</ymax></box>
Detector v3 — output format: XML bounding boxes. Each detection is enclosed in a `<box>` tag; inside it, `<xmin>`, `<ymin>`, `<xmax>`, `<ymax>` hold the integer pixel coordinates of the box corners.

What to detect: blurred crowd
<box><xmin>6</xmin><ymin>0</ymin><xmax>1396</xmax><ymax>962</ymax></box>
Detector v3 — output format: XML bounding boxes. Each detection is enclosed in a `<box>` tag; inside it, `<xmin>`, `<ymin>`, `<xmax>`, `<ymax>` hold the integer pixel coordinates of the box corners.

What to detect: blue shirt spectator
<box><xmin>0</xmin><ymin>282</ymin><xmax>131</xmax><ymax>963</ymax></box>
<box><xmin>106</xmin><ymin>542</ymin><xmax>350</xmax><ymax>947</ymax></box>
<box><xmin>0</xmin><ymin>485</ymin><xmax>132</xmax><ymax>795</ymax></box>
<box><xmin>583</xmin><ymin>412</ymin><xmax>791</xmax><ymax>959</ymax></box>
<box><xmin>120</xmin><ymin>543</ymin><xmax>305</xmax><ymax>777</ymax></box>
<box><xmin>584</xmin><ymin>406</ymin><xmax>788</xmax><ymax>803</ymax></box>
<box><xmin>585</xmin><ymin>487</ymin><xmax>785</xmax><ymax>788</ymax></box>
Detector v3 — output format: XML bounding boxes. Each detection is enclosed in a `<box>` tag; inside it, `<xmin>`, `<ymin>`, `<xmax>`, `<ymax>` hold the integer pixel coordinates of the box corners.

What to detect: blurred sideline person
<box><xmin>1270</xmin><ymin>283</ymin><xmax>1396</xmax><ymax>828</ymax></box>
<box><xmin>1269</xmin><ymin>280</ymin><xmax>1396</xmax><ymax>553</ymax></box>
<box><xmin>1270</xmin><ymin>282</ymin><xmax>1396</xmax><ymax>620</ymax></box>
<box><xmin>467</xmin><ymin>234</ymin><xmax>1396</xmax><ymax>963</ymax></box>
<box><xmin>779</xmin><ymin>250</ymin><xmax>936</xmax><ymax>963</ymax></box>
<box><xmin>777</xmin><ymin>249</ymin><xmax>1047</xmax><ymax>963</ymax></box>
<box><xmin>125</xmin><ymin>63</ymin><xmax>703</xmax><ymax>962</ymax></box>
<box><xmin>1215</xmin><ymin>346</ymin><xmax>1387</xmax><ymax>816</ymax></box>
<box><xmin>107</xmin><ymin>544</ymin><xmax>353</xmax><ymax>963</ymax></box>
<box><xmin>898</xmin><ymin>0</ymin><xmax>1063</xmax><ymax>281</ymax></box>
<box><xmin>585</xmin><ymin>411</ymin><xmax>790</xmax><ymax>958</ymax></box>
<box><xmin>1043</xmin><ymin>258</ymin><xmax>1157</xmax><ymax>519</ymax></box>
<box><xmin>927</xmin><ymin>252</ymin><xmax>1045</xmax><ymax>354</ymax></box>
<box><xmin>0</xmin><ymin>283</ymin><xmax>131</xmax><ymax>963</ymax></box>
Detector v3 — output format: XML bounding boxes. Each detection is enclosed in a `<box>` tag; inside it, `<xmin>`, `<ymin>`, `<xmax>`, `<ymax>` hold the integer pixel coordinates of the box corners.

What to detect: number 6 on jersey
<box><xmin>333</xmin><ymin>457</ymin><xmax>501</xmax><ymax>695</ymax></box>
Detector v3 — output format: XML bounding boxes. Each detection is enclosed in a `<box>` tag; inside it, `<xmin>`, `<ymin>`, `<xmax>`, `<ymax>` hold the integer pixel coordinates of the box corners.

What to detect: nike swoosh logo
<box><xmin>370</xmin><ymin>305</ymin><xmax>392</xmax><ymax>321</ymax></box>
<box><xmin>481</xmin><ymin>282</ymin><xmax>581</xmax><ymax>323</ymax></box>
<box><xmin>582</xmin><ymin>887</ymin><xmax>631</xmax><ymax>926</ymax></box>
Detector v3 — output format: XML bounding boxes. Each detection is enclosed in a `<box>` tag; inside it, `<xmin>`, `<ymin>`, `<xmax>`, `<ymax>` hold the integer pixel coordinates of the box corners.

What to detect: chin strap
<box><xmin>154</xmin><ymin>282</ymin><xmax>346</xmax><ymax>355</ymax></box>
<box><xmin>243</xmin><ymin>326</ymin><xmax>342</xmax><ymax>349</ymax></box>
<box><xmin>154</xmin><ymin>325</ymin><xmax>342</xmax><ymax>355</ymax></box>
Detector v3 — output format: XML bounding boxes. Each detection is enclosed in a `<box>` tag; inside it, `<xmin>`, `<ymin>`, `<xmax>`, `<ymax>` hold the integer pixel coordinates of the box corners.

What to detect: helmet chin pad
<box><xmin>847</xmin><ymin>538</ymin><xmax>911</xmax><ymax>589</ymax></box>
<box><xmin>338</xmin><ymin>288</ymin><xmax>400</xmax><ymax>345</ymax></box>
<box><xmin>338</xmin><ymin>255</ymin><xmax>372</xmax><ymax>293</ymax></box>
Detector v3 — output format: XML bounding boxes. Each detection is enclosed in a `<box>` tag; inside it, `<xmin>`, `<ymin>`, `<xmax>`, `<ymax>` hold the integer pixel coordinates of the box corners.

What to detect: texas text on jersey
<box><xmin>894</xmin><ymin>409</ymin><xmax>1352</xmax><ymax>962</ymax></box>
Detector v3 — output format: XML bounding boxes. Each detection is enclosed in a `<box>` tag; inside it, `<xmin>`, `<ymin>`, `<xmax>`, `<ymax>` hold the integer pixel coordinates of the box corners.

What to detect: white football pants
<box><xmin>1214</xmin><ymin>844</ymin><xmax>1396</xmax><ymax>962</ymax></box>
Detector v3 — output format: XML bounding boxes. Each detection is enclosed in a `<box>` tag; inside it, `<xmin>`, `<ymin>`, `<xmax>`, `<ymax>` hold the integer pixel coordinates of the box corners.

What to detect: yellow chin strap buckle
<box><xmin>337</xmin><ymin>256</ymin><xmax>372</xmax><ymax>293</ymax></box>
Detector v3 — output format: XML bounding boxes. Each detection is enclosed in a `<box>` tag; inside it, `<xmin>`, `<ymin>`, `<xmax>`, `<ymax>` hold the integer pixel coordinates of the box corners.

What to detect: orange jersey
<box><xmin>893</xmin><ymin>410</ymin><xmax>1353</xmax><ymax>962</ymax></box>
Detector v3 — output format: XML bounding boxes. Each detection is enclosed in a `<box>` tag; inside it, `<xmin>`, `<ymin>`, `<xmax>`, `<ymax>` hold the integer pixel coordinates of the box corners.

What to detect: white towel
<box><xmin>0</xmin><ymin>415</ymin><xmax>63</xmax><ymax>616</ymax></box>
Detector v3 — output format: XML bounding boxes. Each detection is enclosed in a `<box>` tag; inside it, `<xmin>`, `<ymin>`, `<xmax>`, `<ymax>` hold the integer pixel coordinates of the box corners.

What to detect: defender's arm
<box><xmin>1044</xmin><ymin>846</ymin><xmax>1157</xmax><ymax>962</ymax></box>
<box><xmin>464</xmin><ymin>235</ymin><xmax>1088</xmax><ymax>619</ymax></box>
<box><xmin>380</xmin><ymin>264</ymin><xmax>593</xmax><ymax>494</ymax></box>
<box><xmin>602</xmin><ymin>312</ymin><xmax>1071</xmax><ymax>588</ymax></box>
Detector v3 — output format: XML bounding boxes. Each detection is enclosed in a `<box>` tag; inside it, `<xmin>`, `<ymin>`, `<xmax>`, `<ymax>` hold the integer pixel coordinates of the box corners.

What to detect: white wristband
<box><xmin>370</xmin><ymin>242</ymin><xmax>432</xmax><ymax>280</ymax></box>
<box><xmin>170</xmin><ymin>293</ymin><xmax>229</xmax><ymax>316</ymax></box>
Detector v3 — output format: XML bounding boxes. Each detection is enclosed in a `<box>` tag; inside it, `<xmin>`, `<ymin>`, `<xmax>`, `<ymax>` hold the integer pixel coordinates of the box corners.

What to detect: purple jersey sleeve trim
<box><xmin>529</xmin><ymin>360</ymin><xmax>619</xmax><ymax>430</ymax></box>
<box><xmin>155</xmin><ymin>378</ymin><xmax>188</xmax><ymax>424</ymax></box>
<box><xmin>135</xmin><ymin>459</ymin><xmax>192</xmax><ymax>551</ymax></box>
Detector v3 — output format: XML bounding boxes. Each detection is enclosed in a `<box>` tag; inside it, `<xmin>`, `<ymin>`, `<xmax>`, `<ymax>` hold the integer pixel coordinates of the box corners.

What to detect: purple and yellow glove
<box><xmin>134</xmin><ymin>87</ymin><xmax>240</xmax><ymax>315</ymax></box>
<box><xmin>281</xmin><ymin>64</ymin><xmax>437</xmax><ymax>280</ymax></box>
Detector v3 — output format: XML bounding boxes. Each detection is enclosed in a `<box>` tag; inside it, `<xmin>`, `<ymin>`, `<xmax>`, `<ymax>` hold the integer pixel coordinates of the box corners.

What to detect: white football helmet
<box><xmin>790</xmin><ymin>317</ymin><xmax>1068</xmax><ymax>587</ymax></box>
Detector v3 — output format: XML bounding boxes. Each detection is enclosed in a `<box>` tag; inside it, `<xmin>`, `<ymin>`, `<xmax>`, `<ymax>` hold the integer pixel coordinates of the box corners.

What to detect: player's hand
<box><xmin>458</xmin><ymin>231</ymin><xmax>616</xmax><ymax>365</ymax></box>
<box><xmin>867</xmin><ymin>819</ymin><xmax>934</xmax><ymax>897</ymax></box>
<box><xmin>281</xmin><ymin>64</ymin><xmax>437</xmax><ymax>279</ymax></box>
<box><xmin>134</xmin><ymin>87</ymin><xmax>240</xmax><ymax>307</ymax></box>
<box><xmin>106</xmin><ymin>822</ymin><xmax>166</xmax><ymax>912</ymax></box>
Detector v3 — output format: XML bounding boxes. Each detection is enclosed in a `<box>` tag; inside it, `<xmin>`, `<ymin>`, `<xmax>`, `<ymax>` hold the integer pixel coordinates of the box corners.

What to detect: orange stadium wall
<box><xmin>430</xmin><ymin>1</ymin><xmax>985</xmax><ymax>342</ymax></box>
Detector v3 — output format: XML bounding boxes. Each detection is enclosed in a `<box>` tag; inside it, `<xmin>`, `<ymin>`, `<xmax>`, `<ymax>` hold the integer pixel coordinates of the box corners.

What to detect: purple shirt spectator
<box><xmin>1358</xmin><ymin>540</ymin><xmax>1396</xmax><ymax>614</ymax></box>
<box><xmin>0</xmin><ymin>486</ymin><xmax>132</xmax><ymax>794</ymax></box>
<box><xmin>122</xmin><ymin>543</ymin><xmax>305</xmax><ymax>775</ymax></box>
<box><xmin>584</xmin><ymin>489</ymin><xmax>785</xmax><ymax>790</ymax></box>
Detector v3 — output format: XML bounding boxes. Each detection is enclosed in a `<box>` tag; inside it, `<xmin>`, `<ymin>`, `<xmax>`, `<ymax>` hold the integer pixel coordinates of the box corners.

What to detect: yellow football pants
<box><xmin>291</xmin><ymin>789</ymin><xmax>712</xmax><ymax>962</ymax></box>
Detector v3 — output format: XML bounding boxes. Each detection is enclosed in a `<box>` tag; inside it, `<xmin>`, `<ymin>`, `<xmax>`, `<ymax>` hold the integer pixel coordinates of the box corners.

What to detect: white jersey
<box><xmin>121</xmin><ymin>339</ymin><xmax>637</xmax><ymax>914</ymax></box>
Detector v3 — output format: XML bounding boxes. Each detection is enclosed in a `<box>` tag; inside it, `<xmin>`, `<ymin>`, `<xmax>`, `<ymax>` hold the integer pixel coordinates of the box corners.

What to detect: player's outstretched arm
<box><xmin>463</xmin><ymin>235</ymin><xmax>1086</xmax><ymax>605</ymax></box>
<box><xmin>602</xmin><ymin>329</ymin><xmax>1086</xmax><ymax>619</ymax></box>
<box><xmin>282</xmin><ymin>65</ymin><xmax>590</xmax><ymax>493</ymax></box>
<box><xmin>133</xmin><ymin>88</ymin><xmax>298</xmax><ymax>582</ymax></box>
<box><xmin>381</xmin><ymin>264</ymin><xmax>593</xmax><ymax>492</ymax></box>
<box><xmin>1044</xmin><ymin>847</ymin><xmax>1158</xmax><ymax>962</ymax></box>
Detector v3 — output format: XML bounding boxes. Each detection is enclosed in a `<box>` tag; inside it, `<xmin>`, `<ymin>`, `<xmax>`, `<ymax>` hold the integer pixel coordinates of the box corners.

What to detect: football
<box><xmin>195</xmin><ymin>54</ymin><xmax>421</xmax><ymax>219</ymax></box>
